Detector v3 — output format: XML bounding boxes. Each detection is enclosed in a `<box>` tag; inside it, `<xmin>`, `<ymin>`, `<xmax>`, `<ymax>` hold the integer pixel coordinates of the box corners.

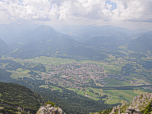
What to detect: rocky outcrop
<box><xmin>110</xmin><ymin>92</ymin><xmax>152</xmax><ymax>114</ymax></box>
<box><xmin>131</xmin><ymin>92</ymin><xmax>152</xmax><ymax>110</ymax></box>
<box><xmin>121</xmin><ymin>106</ymin><xmax>142</xmax><ymax>114</ymax></box>
<box><xmin>36</xmin><ymin>104</ymin><xmax>64</xmax><ymax>114</ymax></box>
<box><xmin>109</xmin><ymin>105</ymin><xmax>124</xmax><ymax>114</ymax></box>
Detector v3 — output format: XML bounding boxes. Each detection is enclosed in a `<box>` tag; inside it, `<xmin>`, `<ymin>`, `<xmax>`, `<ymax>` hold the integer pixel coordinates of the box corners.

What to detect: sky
<box><xmin>0</xmin><ymin>0</ymin><xmax>152</xmax><ymax>29</ymax></box>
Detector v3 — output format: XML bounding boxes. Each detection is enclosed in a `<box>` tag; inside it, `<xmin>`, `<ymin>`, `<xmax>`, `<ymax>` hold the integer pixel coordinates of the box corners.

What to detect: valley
<box><xmin>1</xmin><ymin>50</ymin><xmax>152</xmax><ymax>106</ymax></box>
<box><xmin>0</xmin><ymin>25</ymin><xmax>152</xmax><ymax>114</ymax></box>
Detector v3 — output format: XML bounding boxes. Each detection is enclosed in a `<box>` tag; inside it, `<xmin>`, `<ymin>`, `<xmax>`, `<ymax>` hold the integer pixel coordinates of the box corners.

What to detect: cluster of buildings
<box><xmin>39</xmin><ymin>63</ymin><xmax>106</xmax><ymax>88</ymax></box>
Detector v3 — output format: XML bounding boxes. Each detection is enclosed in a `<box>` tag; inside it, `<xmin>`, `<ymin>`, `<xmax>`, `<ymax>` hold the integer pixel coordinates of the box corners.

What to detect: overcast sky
<box><xmin>0</xmin><ymin>0</ymin><xmax>152</xmax><ymax>29</ymax></box>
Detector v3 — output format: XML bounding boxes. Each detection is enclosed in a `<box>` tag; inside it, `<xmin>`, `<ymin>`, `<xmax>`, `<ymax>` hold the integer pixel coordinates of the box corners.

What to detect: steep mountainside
<box><xmin>127</xmin><ymin>31</ymin><xmax>152</xmax><ymax>53</ymax></box>
<box><xmin>0</xmin><ymin>82</ymin><xmax>45</xmax><ymax>114</ymax></box>
<box><xmin>0</xmin><ymin>39</ymin><xmax>9</xmax><ymax>56</ymax></box>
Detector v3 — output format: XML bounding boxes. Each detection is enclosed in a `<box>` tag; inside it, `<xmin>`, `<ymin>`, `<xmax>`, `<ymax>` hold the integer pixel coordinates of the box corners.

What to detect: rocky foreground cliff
<box><xmin>36</xmin><ymin>102</ymin><xmax>65</xmax><ymax>114</ymax></box>
<box><xmin>94</xmin><ymin>92</ymin><xmax>152</xmax><ymax>114</ymax></box>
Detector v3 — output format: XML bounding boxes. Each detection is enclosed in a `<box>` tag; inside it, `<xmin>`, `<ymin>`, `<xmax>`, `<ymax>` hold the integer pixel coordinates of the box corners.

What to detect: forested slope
<box><xmin>0</xmin><ymin>82</ymin><xmax>45</xmax><ymax>114</ymax></box>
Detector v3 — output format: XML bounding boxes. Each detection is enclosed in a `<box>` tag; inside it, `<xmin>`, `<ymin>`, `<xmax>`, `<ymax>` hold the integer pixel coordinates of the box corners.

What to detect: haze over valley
<box><xmin>0</xmin><ymin>0</ymin><xmax>152</xmax><ymax>113</ymax></box>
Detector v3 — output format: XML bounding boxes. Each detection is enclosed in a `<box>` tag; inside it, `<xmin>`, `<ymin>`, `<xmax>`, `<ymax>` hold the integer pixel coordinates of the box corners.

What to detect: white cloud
<box><xmin>58</xmin><ymin>1</ymin><xmax>72</xmax><ymax>20</ymax></box>
<box><xmin>0</xmin><ymin>0</ymin><xmax>152</xmax><ymax>26</ymax></box>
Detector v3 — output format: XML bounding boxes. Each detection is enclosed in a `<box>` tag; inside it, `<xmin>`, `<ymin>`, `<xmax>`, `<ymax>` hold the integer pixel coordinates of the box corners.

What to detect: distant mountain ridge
<box><xmin>10</xmin><ymin>26</ymin><xmax>107</xmax><ymax>60</ymax></box>
<box><xmin>0</xmin><ymin>24</ymin><xmax>152</xmax><ymax>60</ymax></box>
<box><xmin>86</xmin><ymin>32</ymin><xmax>132</xmax><ymax>49</ymax></box>
<box><xmin>53</xmin><ymin>25</ymin><xmax>137</xmax><ymax>42</ymax></box>
<box><xmin>127</xmin><ymin>31</ymin><xmax>152</xmax><ymax>53</ymax></box>
<box><xmin>8</xmin><ymin>26</ymin><xmax>152</xmax><ymax>60</ymax></box>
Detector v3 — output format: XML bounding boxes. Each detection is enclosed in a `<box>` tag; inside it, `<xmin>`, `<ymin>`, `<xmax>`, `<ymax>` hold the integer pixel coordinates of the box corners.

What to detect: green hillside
<box><xmin>86</xmin><ymin>32</ymin><xmax>131</xmax><ymax>49</ymax></box>
<box><xmin>0</xmin><ymin>82</ymin><xmax>45</xmax><ymax>114</ymax></box>
<box><xmin>127</xmin><ymin>32</ymin><xmax>152</xmax><ymax>53</ymax></box>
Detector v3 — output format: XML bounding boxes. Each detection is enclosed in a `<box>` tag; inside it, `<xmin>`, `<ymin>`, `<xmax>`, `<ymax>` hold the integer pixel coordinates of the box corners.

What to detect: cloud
<box><xmin>0</xmin><ymin>0</ymin><xmax>152</xmax><ymax>24</ymax></box>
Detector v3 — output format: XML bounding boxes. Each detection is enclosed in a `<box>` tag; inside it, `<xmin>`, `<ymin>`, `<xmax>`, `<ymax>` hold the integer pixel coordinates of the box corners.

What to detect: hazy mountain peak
<box><xmin>38</xmin><ymin>25</ymin><xmax>55</xmax><ymax>31</ymax></box>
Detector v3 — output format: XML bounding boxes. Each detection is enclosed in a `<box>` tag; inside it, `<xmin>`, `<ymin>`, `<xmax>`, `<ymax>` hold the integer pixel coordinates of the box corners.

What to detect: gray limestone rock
<box><xmin>118</xmin><ymin>108</ymin><xmax>121</xmax><ymax>114</ymax></box>
<box><xmin>37</xmin><ymin>105</ymin><xmax>64</xmax><ymax>114</ymax></box>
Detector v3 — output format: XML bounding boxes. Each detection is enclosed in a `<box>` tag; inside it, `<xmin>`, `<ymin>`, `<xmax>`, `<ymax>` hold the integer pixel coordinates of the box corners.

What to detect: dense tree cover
<box><xmin>121</xmin><ymin>64</ymin><xmax>136</xmax><ymax>76</ymax></box>
<box><xmin>13</xmin><ymin>78</ymin><xmax>118</xmax><ymax>114</ymax></box>
<box><xmin>0</xmin><ymin>59</ymin><xmax>22</xmax><ymax>70</ymax></box>
<box><xmin>129</xmin><ymin>53</ymin><xmax>147</xmax><ymax>59</ymax></box>
<box><xmin>139</xmin><ymin>60</ymin><xmax>152</xmax><ymax>69</ymax></box>
<box><xmin>0</xmin><ymin>69</ymin><xmax>13</xmax><ymax>82</ymax></box>
<box><xmin>28</xmin><ymin>70</ymin><xmax>39</xmax><ymax>77</ymax></box>
<box><xmin>0</xmin><ymin>82</ymin><xmax>45</xmax><ymax>114</ymax></box>
<box><xmin>32</xmin><ymin>63</ymin><xmax>46</xmax><ymax>72</ymax></box>
<box><xmin>0</xmin><ymin>104</ymin><xmax>19</xmax><ymax>114</ymax></box>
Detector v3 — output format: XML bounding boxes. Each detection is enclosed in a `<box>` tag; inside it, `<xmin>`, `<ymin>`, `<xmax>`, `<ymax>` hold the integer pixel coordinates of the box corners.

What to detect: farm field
<box><xmin>103</xmin><ymin>78</ymin><xmax>132</xmax><ymax>86</ymax></box>
<box><xmin>35</xmin><ymin>82</ymin><xmax>151</xmax><ymax>105</ymax></box>
<box><xmin>66</xmin><ymin>86</ymin><xmax>151</xmax><ymax>104</ymax></box>
<box><xmin>8</xmin><ymin>68</ymin><xmax>31</xmax><ymax>79</ymax></box>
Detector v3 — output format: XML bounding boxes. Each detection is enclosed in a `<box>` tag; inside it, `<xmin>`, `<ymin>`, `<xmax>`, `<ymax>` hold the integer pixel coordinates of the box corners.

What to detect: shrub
<box><xmin>45</xmin><ymin>101</ymin><xmax>55</xmax><ymax>107</ymax></box>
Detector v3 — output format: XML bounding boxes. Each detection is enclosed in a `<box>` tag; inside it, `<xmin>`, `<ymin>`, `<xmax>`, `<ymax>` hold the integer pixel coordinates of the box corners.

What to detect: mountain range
<box><xmin>0</xmin><ymin>24</ymin><xmax>152</xmax><ymax>60</ymax></box>
<box><xmin>8</xmin><ymin>26</ymin><xmax>107</xmax><ymax>60</ymax></box>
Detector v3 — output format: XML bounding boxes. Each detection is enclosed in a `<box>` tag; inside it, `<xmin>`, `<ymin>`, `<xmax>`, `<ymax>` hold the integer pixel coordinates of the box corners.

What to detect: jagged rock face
<box><xmin>131</xmin><ymin>92</ymin><xmax>152</xmax><ymax>111</ymax></box>
<box><xmin>110</xmin><ymin>92</ymin><xmax>152</xmax><ymax>114</ymax></box>
<box><xmin>121</xmin><ymin>106</ymin><xmax>142</xmax><ymax>114</ymax></box>
<box><xmin>36</xmin><ymin>104</ymin><xmax>64</xmax><ymax>114</ymax></box>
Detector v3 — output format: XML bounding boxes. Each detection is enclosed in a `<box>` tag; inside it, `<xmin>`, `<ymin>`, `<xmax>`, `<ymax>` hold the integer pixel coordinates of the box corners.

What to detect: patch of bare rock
<box><xmin>110</xmin><ymin>92</ymin><xmax>152</xmax><ymax>114</ymax></box>
<box><xmin>36</xmin><ymin>104</ymin><xmax>65</xmax><ymax>114</ymax></box>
